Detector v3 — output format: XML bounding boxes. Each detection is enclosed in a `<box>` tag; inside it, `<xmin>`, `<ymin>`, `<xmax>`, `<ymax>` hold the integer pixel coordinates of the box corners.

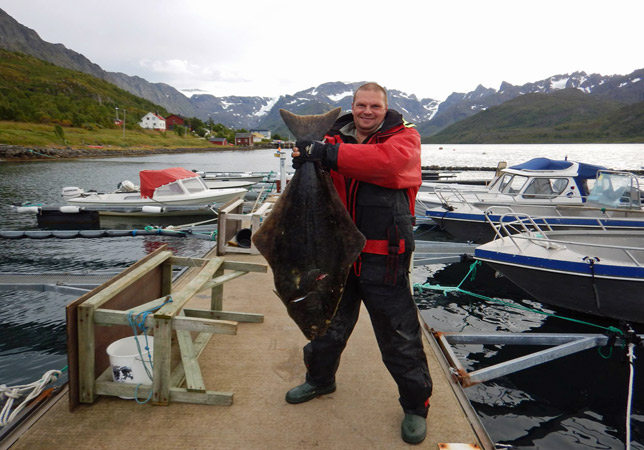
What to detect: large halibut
<box><xmin>251</xmin><ymin>108</ymin><xmax>366</xmax><ymax>340</ymax></box>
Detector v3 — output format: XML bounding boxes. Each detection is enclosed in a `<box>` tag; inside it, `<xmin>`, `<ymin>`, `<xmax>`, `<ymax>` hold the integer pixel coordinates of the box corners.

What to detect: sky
<box><xmin>1</xmin><ymin>1</ymin><xmax>642</xmax><ymax>101</ymax></box>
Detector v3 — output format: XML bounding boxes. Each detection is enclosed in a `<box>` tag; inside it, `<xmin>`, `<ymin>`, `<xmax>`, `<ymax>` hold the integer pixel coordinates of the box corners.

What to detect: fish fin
<box><xmin>279</xmin><ymin>108</ymin><xmax>342</xmax><ymax>141</ymax></box>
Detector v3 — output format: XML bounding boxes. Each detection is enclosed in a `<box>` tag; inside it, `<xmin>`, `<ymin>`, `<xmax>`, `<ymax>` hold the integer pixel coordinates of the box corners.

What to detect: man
<box><xmin>288</xmin><ymin>82</ymin><xmax>433</xmax><ymax>445</ymax></box>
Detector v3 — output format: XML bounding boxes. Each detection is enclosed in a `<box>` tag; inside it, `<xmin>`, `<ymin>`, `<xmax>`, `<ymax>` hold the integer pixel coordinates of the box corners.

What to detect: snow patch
<box><xmin>550</xmin><ymin>78</ymin><xmax>569</xmax><ymax>90</ymax></box>
<box><xmin>254</xmin><ymin>97</ymin><xmax>279</xmax><ymax>117</ymax></box>
<box><xmin>328</xmin><ymin>90</ymin><xmax>353</xmax><ymax>102</ymax></box>
<box><xmin>632</xmin><ymin>78</ymin><xmax>641</xmax><ymax>83</ymax></box>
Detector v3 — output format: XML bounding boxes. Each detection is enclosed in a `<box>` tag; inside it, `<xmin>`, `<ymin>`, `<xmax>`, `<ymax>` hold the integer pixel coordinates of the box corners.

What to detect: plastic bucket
<box><xmin>106</xmin><ymin>336</ymin><xmax>154</xmax><ymax>398</ymax></box>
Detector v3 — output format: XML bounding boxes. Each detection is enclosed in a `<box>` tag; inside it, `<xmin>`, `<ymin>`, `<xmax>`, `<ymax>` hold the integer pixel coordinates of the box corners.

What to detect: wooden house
<box><xmin>139</xmin><ymin>112</ymin><xmax>166</xmax><ymax>130</ymax></box>
<box><xmin>165</xmin><ymin>114</ymin><xmax>185</xmax><ymax>130</ymax></box>
<box><xmin>235</xmin><ymin>132</ymin><xmax>253</xmax><ymax>146</ymax></box>
<box><xmin>209</xmin><ymin>137</ymin><xmax>229</xmax><ymax>146</ymax></box>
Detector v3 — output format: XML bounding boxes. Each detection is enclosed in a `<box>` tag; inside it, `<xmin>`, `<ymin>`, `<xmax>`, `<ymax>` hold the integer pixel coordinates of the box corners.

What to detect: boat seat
<box><xmin>523</xmin><ymin>179</ymin><xmax>555</xmax><ymax>199</ymax></box>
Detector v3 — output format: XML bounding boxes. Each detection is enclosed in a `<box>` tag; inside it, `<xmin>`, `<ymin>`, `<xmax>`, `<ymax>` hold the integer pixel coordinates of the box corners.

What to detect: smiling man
<box><xmin>289</xmin><ymin>82</ymin><xmax>433</xmax><ymax>445</ymax></box>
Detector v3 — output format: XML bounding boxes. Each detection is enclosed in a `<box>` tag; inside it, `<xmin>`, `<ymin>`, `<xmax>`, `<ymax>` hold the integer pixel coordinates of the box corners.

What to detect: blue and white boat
<box><xmin>474</xmin><ymin>228</ymin><xmax>644</xmax><ymax>324</ymax></box>
<box><xmin>416</xmin><ymin>157</ymin><xmax>606</xmax><ymax>215</ymax></box>
<box><xmin>427</xmin><ymin>170</ymin><xmax>644</xmax><ymax>243</ymax></box>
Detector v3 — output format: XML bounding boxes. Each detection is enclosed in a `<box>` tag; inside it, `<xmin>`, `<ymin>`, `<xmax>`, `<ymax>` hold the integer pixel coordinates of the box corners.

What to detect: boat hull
<box><xmin>481</xmin><ymin>259</ymin><xmax>644</xmax><ymax>323</ymax></box>
<box><xmin>65</xmin><ymin>188</ymin><xmax>246</xmax><ymax>209</ymax></box>
<box><xmin>475</xmin><ymin>229</ymin><xmax>644</xmax><ymax>324</ymax></box>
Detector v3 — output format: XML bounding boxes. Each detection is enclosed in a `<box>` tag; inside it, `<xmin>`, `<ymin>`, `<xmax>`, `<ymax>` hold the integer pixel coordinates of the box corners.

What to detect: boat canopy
<box><xmin>509</xmin><ymin>158</ymin><xmax>606</xmax><ymax>179</ymax></box>
<box><xmin>139</xmin><ymin>167</ymin><xmax>199</xmax><ymax>198</ymax></box>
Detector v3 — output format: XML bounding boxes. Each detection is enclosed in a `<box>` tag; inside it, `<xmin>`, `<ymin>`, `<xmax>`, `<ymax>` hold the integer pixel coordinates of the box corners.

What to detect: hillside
<box><xmin>0</xmin><ymin>49</ymin><xmax>168</xmax><ymax>128</ymax></box>
<box><xmin>423</xmin><ymin>89</ymin><xmax>644</xmax><ymax>143</ymax></box>
<box><xmin>0</xmin><ymin>49</ymin><xmax>251</xmax><ymax>152</ymax></box>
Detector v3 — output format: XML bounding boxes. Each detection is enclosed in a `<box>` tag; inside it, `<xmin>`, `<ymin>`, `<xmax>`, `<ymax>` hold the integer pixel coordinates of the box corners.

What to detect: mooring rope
<box><xmin>0</xmin><ymin>366</ymin><xmax>67</xmax><ymax>426</ymax></box>
<box><xmin>626</xmin><ymin>342</ymin><xmax>636</xmax><ymax>450</ymax></box>
<box><xmin>413</xmin><ymin>260</ymin><xmax>624</xmax><ymax>337</ymax></box>
<box><xmin>126</xmin><ymin>295</ymin><xmax>173</xmax><ymax>404</ymax></box>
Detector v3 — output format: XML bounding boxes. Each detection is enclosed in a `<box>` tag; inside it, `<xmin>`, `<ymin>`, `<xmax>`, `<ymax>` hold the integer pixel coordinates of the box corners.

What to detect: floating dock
<box><xmin>3</xmin><ymin>248</ymin><xmax>493</xmax><ymax>449</ymax></box>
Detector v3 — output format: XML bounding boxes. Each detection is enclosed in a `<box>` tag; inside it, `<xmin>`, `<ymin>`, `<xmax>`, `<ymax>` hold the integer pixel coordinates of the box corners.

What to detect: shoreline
<box><xmin>0</xmin><ymin>144</ymin><xmax>264</xmax><ymax>162</ymax></box>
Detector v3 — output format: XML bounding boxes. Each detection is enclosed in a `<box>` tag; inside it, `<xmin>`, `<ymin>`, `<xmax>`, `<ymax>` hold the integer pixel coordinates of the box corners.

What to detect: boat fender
<box><xmin>59</xmin><ymin>205</ymin><xmax>81</xmax><ymax>213</ymax></box>
<box><xmin>16</xmin><ymin>206</ymin><xmax>40</xmax><ymax>214</ymax></box>
<box><xmin>141</xmin><ymin>206</ymin><xmax>164</xmax><ymax>214</ymax></box>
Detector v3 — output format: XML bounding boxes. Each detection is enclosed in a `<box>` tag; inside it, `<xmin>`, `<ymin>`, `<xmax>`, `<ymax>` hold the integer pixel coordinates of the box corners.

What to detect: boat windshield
<box><xmin>182</xmin><ymin>177</ymin><xmax>207</xmax><ymax>193</ymax></box>
<box><xmin>521</xmin><ymin>177</ymin><xmax>569</xmax><ymax>199</ymax></box>
<box><xmin>155</xmin><ymin>181</ymin><xmax>185</xmax><ymax>197</ymax></box>
<box><xmin>587</xmin><ymin>171</ymin><xmax>642</xmax><ymax>209</ymax></box>
<box><xmin>495</xmin><ymin>174</ymin><xmax>529</xmax><ymax>194</ymax></box>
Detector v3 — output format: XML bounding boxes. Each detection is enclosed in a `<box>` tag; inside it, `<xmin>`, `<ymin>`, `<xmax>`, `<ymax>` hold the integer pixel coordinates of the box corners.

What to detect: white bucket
<box><xmin>106</xmin><ymin>336</ymin><xmax>154</xmax><ymax>398</ymax></box>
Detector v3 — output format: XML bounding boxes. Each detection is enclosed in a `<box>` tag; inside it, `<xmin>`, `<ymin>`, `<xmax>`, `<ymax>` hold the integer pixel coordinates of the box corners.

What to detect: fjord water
<box><xmin>0</xmin><ymin>144</ymin><xmax>642</xmax><ymax>448</ymax></box>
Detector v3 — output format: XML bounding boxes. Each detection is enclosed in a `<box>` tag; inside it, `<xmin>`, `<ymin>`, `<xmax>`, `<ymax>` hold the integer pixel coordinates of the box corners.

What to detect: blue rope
<box><xmin>126</xmin><ymin>295</ymin><xmax>173</xmax><ymax>404</ymax></box>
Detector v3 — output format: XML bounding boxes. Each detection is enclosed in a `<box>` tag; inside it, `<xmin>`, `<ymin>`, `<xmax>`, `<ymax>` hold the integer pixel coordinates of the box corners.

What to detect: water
<box><xmin>1</xmin><ymin>144</ymin><xmax>643</xmax><ymax>447</ymax></box>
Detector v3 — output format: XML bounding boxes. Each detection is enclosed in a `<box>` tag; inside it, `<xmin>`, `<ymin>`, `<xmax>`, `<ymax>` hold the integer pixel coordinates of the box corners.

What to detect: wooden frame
<box><xmin>69</xmin><ymin>247</ymin><xmax>266</xmax><ymax>408</ymax></box>
<box><xmin>216</xmin><ymin>198</ymin><xmax>272</xmax><ymax>255</ymax></box>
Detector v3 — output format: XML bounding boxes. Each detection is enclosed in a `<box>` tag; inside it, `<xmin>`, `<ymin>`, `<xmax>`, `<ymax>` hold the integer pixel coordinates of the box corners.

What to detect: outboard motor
<box><xmin>116</xmin><ymin>180</ymin><xmax>138</xmax><ymax>192</ymax></box>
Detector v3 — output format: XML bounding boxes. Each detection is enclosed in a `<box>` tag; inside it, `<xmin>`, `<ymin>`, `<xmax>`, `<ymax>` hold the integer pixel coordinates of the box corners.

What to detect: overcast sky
<box><xmin>1</xmin><ymin>1</ymin><xmax>642</xmax><ymax>101</ymax></box>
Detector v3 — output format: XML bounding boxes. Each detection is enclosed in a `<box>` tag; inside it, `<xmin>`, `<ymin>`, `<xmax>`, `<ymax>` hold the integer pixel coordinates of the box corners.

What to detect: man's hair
<box><xmin>353</xmin><ymin>82</ymin><xmax>388</xmax><ymax>108</ymax></box>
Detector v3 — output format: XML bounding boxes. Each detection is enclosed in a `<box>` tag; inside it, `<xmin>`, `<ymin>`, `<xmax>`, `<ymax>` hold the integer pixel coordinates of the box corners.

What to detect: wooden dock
<box><xmin>5</xmin><ymin>251</ymin><xmax>492</xmax><ymax>450</ymax></box>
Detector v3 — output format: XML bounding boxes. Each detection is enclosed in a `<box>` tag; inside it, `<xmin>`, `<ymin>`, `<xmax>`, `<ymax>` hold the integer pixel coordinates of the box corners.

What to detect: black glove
<box><xmin>292</xmin><ymin>139</ymin><xmax>325</xmax><ymax>170</ymax></box>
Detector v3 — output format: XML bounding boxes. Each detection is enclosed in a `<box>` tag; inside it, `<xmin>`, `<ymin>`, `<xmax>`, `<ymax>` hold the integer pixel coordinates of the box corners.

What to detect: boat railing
<box><xmin>485</xmin><ymin>207</ymin><xmax>554</xmax><ymax>246</ymax></box>
<box><xmin>436</xmin><ymin>185</ymin><xmax>588</xmax><ymax>210</ymax></box>
<box><xmin>493</xmin><ymin>222</ymin><xmax>644</xmax><ymax>267</ymax></box>
<box><xmin>434</xmin><ymin>185</ymin><xmax>470</xmax><ymax>206</ymax></box>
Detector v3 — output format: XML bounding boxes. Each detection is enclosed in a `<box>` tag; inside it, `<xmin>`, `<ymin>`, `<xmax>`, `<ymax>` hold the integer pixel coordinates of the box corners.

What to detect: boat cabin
<box><xmin>477</xmin><ymin>158</ymin><xmax>606</xmax><ymax>203</ymax></box>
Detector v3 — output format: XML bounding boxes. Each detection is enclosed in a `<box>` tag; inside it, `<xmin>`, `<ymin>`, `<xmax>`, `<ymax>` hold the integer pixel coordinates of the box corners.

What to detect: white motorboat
<box><xmin>62</xmin><ymin>167</ymin><xmax>247</xmax><ymax>216</ymax></box>
<box><xmin>475</xmin><ymin>228</ymin><xmax>644</xmax><ymax>324</ymax></box>
<box><xmin>426</xmin><ymin>170</ymin><xmax>644</xmax><ymax>243</ymax></box>
<box><xmin>196</xmin><ymin>171</ymin><xmax>268</xmax><ymax>183</ymax></box>
<box><xmin>416</xmin><ymin>157</ymin><xmax>606</xmax><ymax>215</ymax></box>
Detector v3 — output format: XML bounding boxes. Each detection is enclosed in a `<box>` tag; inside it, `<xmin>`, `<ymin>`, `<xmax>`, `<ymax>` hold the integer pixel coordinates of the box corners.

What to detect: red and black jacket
<box><xmin>323</xmin><ymin>110</ymin><xmax>422</xmax><ymax>286</ymax></box>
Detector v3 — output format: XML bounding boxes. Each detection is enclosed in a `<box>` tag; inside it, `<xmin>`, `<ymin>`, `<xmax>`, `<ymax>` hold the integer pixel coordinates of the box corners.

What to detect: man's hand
<box><xmin>292</xmin><ymin>139</ymin><xmax>325</xmax><ymax>169</ymax></box>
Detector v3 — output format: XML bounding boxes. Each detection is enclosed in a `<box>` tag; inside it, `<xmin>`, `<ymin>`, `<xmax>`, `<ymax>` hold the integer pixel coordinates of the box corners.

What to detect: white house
<box><xmin>250</xmin><ymin>129</ymin><xmax>271</xmax><ymax>140</ymax></box>
<box><xmin>139</xmin><ymin>112</ymin><xmax>166</xmax><ymax>130</ymax></box>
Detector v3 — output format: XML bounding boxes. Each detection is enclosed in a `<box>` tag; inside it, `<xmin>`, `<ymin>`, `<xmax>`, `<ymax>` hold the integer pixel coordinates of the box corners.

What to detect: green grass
<box><xmin>0</xmin><ymin>121</ymin><xmax>220</xmax><ymax>149</ymax></box>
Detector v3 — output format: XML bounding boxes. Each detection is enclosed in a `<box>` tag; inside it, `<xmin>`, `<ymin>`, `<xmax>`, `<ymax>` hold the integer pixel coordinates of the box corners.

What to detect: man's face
<box><xmin>351</xmin><ymin>89</ymin><xmax>387</xmax><ymax>137</ymax></box>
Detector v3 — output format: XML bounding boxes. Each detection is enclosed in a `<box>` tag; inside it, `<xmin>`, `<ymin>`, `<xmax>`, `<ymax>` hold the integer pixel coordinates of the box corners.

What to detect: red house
<box><xmin>165</xmin><ymin>114</ymin><xmax>185</xmax><ymax>130</ymax></box>
<box><xmin>209</xmin><ymin>137</ymin><xmax>229</xmax><ymax>146</ymax></box>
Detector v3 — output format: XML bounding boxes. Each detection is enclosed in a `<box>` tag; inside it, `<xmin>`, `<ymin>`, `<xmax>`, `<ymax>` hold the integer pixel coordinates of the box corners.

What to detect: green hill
<box><xmin>0</xmin><ymin>48</ymin><xmax>169</xmax><ymax>128</ymax></box>
<box><xmin>0</xmin><ymin>49</ymin><xmax>245</xmax><ymax>149</ymax></box>
<box><xmin>423</xmin><ymin>89</ymin><xmax>644</xmax><ymax>143</ymax></box>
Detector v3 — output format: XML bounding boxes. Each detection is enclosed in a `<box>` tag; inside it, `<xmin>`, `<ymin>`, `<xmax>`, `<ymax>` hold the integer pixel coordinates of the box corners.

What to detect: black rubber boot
<box><xmin>285</xmin><ymin>381</ymin><xmax>336</xmax><ymax>404</ymax></box>
<box><xmin>401</xmin><ymin>414</ymin><xmax>427</xmax><ymax>444</ymax></box>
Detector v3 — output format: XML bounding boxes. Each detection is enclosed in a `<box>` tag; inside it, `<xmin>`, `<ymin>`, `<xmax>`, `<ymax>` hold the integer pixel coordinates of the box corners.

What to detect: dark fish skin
<box><xmin>251</xmin><ymin>109</ymin><xmax>366</xmax><ymax>340</ymax></box>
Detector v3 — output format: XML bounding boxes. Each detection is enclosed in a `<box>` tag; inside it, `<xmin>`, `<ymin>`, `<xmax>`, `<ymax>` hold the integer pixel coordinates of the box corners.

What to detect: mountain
<box><xmin>0</xmin><ymin>7</ymin><xmax>642</xmax><ymax>138</ymax></box>
<box><xmin>424</xmin><ymin>88</ymin><xmax>644</xmax><ymax>143</ymax></box>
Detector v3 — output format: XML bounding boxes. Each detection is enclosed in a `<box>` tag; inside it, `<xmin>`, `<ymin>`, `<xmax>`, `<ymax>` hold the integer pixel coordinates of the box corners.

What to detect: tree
<box><xmin>53</xmin><ymin>124</ymin><xmax>67</xmax><ymax>145</ymax></box>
